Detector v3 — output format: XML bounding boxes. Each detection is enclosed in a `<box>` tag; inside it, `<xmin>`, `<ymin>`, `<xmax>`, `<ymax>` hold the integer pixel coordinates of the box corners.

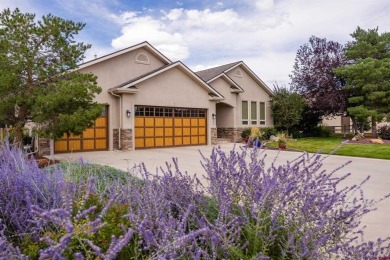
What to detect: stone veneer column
<box><xmin>120</xmin><ymin>129</ymin><xmax>133</xmax><ymax>150</ymax></box>
<box><xmin>38</xmin><ymin>137</ymin><xmax>50</xmax><ymax>156</ymax></box>
<box><xmin>211</xmin><ymin>128</ymin><xmax>218</xmax><ymax>145</ymax></box>
<box><xmin>113</xmin><ymin>129</ymin><xmax>133</xmax><ymax>150</ymax></box>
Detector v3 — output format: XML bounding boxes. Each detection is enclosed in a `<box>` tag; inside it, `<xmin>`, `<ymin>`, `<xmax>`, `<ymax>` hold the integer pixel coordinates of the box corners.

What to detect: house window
<box><xmin>251</xmin><ymin>101</ymin><xmax>257</xmax><ymax>125</ymax></box>
<box><xmin>242</xmin><ymin>101</ymin><xmax>248</xmax><ymax>125</ymax></box>
<box><xmin>135</xmin><ymin>53</ymin><xmax>150</xmax><ymax>64</ymax></box>
<box><xmin>259</xmin><ymin>102</ymin><xmax>266</xmax><ymax>125</ymax></box>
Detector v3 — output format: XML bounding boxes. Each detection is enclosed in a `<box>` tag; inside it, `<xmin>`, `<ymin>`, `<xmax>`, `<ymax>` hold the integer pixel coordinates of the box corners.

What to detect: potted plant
<box><xmin>277</xmin><ymin>132</ymin><xmax>287</xmax><ymax>150</ymax></box>
<box><xmin>251</xmin><ymin>127</ymin><xmax>263</xmax><ymax>148</ymax></box>
<box><xmin>241</xmin><ymin>128</ymin><xmax>251</xmax><ymax>144</ymax></box>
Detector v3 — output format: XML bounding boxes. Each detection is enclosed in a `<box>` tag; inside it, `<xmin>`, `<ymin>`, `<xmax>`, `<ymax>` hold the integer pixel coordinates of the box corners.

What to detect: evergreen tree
<box><xmin>335</xmin><ymin>27</ymin><xmax>390</xmax><ymax>136</ymax></box>
<box><xmin>0</xmin><ymin>8</ymin><xmax>102</xmax><ymax>143</ymax></box>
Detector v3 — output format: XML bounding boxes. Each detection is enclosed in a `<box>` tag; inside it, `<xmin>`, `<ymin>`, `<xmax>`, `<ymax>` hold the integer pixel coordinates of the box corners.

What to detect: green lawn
<box><xmin>266</xmin><ymin>137</ymin><xmax>390</xmax><ymax>160</ymax></box>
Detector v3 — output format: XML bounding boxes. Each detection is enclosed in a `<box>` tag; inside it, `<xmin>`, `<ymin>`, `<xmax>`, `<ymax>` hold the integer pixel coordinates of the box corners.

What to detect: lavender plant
<box><xmin>0</xmin><ymin>140</ymin><xmax>63</xmax><ymax>238</ymax></box>
<box><xmin>200</xmin><ymin>146</ymin><xmax>390</xmax><ymax>259</ymax></box>
<box><xmin>0</xmin><ymin>139</ymin><xmax>389</xmax><ymax>259</ymax></box>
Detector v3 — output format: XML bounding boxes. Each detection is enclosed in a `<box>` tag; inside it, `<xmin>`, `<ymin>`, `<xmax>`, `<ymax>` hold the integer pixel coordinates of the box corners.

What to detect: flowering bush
<box><xmin>0</xmin><ymin>140</ymin><xmax>389</xmax><ymax>259</ymax></box>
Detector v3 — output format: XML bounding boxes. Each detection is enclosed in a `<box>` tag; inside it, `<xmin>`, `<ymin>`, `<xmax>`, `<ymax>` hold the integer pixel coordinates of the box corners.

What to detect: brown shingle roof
<box><xmin>195</xmin><ymin>61</ymin><xmax>241</xmax><ymax>82</ymax></box>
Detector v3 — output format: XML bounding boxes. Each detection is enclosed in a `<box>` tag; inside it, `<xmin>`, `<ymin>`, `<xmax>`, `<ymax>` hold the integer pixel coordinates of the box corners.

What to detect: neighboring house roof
<box><xmin>196</xmin><ymin>61</ymin><xmax>273</xmax><ymax>95</ymax></box>
<box><xmin>76</xmin><ymin>41</ymin><xmax>171</xmax><ymax>70</ymax></box>
<box><xmin>108</xmin><ymin>61</ymin><xmax>225</xmax><ymax>100</ymax></box>
<box><xmin>196</xmin><ymin>62</ymin><xmax>241</xmax><ymax>82</ymax></box>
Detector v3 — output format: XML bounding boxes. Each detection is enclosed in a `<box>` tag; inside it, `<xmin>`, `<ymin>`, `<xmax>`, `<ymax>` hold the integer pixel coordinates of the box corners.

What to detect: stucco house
<box><xmin>39</xmin><ymin>41</ymin><xmax>273</xmax><ymax>154</ymax></box>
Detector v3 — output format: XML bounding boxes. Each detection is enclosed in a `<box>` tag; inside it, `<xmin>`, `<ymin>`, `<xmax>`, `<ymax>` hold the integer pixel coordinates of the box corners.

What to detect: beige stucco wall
<box><xmin>78</xmin><ymin>47</ymin><xmax>168</xmax><ymax>150</ymax></box>
<box><xmin>225</xmin><ymin>66</ymin><xmax>273</xmax><ymax>128</ymax></box>
<box><xmin>121</xmin><ymin>66</ymin><xmax>216</xmax><ymax>145</ymax></box>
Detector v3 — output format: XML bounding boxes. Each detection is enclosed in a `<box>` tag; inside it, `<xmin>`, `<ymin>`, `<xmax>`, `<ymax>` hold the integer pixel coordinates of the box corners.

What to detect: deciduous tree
<box><xmin>270</xmin><ymin>84</ymin><xmax>306</xmax><ymax>134</ymax></box>
<box><xmin>334</xmin><ymin>27</ymin><xmax>390</xmax><ymax>137</ymax></box>
<box><xmin>0</xmin><ymin>8</ymin><xmax>102</xmax><ymax>143</ymax></box>
<box><xmin>290</xmin><ymin>36</ymin><xmax>347</xmax><ymax>116</ymax></box>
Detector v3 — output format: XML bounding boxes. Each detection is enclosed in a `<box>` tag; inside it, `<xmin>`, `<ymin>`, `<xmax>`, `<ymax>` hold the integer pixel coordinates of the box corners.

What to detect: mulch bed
<box><xmin>344</xmin><ymin>138</ymin><xmax>390</xmax><ymax>145</ymax></box>
<box><xmin>28</xmin><ymin>154</ymin><xmax>60</xmax><ymax>168</ymax></box>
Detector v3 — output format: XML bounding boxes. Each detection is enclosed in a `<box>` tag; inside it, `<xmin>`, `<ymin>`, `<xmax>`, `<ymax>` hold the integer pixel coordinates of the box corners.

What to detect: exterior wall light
<box><xmin>126</xmin><ymin>110</ymin><xmax>131</xmax><ymax>117</ymax></box>
<box><xmin>212</xmin><ymin>113</ymin><xmax>216</xmax><ymax>119</ymax></box>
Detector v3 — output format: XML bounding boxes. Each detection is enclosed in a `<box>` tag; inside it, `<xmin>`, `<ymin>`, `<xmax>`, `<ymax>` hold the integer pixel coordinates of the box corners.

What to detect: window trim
<box><xmin>259</xmin><ymin>101</ymin><xmax>266</xmax><ymax>125</ymax></box>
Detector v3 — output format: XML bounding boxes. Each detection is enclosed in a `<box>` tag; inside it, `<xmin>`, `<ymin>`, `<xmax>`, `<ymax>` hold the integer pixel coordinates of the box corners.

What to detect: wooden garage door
<box><xmin>54</xmin><ymin>107</ymin><xmax>108</xmax><ymax>153</ymax></box>
<box><xmin>135</xmin><ymin>106</ymin><xmax>207</xmax><ymax>149</ymax></box>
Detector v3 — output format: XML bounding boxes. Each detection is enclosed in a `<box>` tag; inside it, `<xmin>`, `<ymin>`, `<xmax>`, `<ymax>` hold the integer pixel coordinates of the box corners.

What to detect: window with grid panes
<box><xmin>242</xmin><ymin>101</ymin><xmax>248</xmax><ymax>125</ymax></box>
<box><xmin>259</xmin><ymin>102</ymin><xmax>266</xmax><ymax>125</ymax></box>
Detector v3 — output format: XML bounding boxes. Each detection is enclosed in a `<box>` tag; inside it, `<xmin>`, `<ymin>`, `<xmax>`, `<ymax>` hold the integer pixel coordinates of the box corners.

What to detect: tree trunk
<box><xmin>13</xmin><ymin>125</ymin><xmax>23</xmax><ymax>146</ymax></box>
<box><xmin>372</xmin><ymin>120</ymin><xmax>378</xmax><ymax>138</ymax></box>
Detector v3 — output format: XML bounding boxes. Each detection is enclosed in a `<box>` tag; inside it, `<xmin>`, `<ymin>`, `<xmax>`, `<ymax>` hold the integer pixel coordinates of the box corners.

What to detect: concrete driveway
<box><xmin>54</xmin><ymin>143</ymin><xmax>390</xmax><ymax>242</ymax></box>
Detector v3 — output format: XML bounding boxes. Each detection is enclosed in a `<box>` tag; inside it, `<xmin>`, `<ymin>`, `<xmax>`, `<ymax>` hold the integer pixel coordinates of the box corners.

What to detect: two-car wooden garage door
<box><xmin>135</xmin><ymin>106</ymin><xmax>207</xmax><ymax>149</ymax></box>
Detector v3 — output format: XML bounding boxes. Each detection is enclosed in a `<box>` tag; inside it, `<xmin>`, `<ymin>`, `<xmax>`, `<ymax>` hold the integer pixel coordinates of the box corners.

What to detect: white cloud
<box><xmin>111</xmin><ymin>16</ymin><xmax>189</xmax><ymax>60</ymax></box>
<box><xmin>255</xmin><ymin>0</ymin><xmax>274</xmax><ymax>10</ymax></box>
<box><xmin>163</xmin><ymin>8</ymin><xmax>183</xmax><ymax>21</ymax></box>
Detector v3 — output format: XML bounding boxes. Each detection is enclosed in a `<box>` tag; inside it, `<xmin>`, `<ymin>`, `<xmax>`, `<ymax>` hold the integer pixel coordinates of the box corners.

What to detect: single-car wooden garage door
<box><xmin>54</xmin><ymin>107</ymin><xmax>108</xmax><ymax>153</ymax></box>
<box><xmin>135</xmin><ymin>106</ymin><xmax>207</xmax><ymax>149</ymax></box>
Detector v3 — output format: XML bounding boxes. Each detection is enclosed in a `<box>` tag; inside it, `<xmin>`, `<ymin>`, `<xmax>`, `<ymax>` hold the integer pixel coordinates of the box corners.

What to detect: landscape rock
<box><xmin>370</xmin><ymin>138</ymin><xmax>384</xmax><ymax>144</ymax></box>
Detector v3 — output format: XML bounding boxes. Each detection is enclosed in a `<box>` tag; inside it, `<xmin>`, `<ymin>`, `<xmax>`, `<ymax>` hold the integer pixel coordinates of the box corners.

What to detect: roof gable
<box><xmin>109</xmin><ymin>61</ymin><xmax>224</xmax><ymax>100</ymax></box>
<box><xmin>196</xmin><ymin>61</ymin><xmax>273</xmax><ymax>95</ymax></box>
<box><xmin>77</xmin><ymin>41</ymin><xmax>171</xmax><ymax>70</ymax></box>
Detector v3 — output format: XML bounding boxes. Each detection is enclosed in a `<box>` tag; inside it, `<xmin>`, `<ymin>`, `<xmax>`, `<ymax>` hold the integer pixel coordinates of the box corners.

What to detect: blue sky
<box><xmin>1</xmin><ymin>0</ymin><xmax>389</xmax><ymax>86</ymax></box>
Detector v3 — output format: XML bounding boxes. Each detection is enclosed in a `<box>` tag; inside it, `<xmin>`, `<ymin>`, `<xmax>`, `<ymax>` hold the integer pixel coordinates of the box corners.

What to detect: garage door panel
<box><xmin>96</xmin><ymin>129</ymin><xmax>106</xmax><ymax>138</ymax></box>
<box><xmin>155</xmin><ymin>138</ymin><xmax>164</xmax><ymax>146</ymax></box>
<box><xmin>174</xmin><ymin>137</ymin><xmax>182</xmax><ymax>145</ymax></box>
<box><xmin>145</xmin><ymin>118</ymin><xmax>154</xmax><ymax>127</ymax></box>
<box><xmin>155</xmin><ymin>128</ymin><xmax>164</xmax><ymax>137</ymax></box>
<box><xmin>145</xmin><ymin>138</ymin><xmax>155</xmax><ymax>147</ymax></box>
<box><xmin>174</xmin><ymin>118</ymin><xmax>182</xmax><ymax>126</ymax></box>
<box><xmin>191</xmin><ymin>136</ymin><xmax>198</xmax><ymax>144</ymax></box>
<box><xmin>95</xmin><ymin>140</ymin><xmax>107</xmax><ymax>150</ymax></box>
<box><xmin>135</xmin><ymin>138</ymin><xmax>144</xmax><ymax>148</ymax></box>
<box><xmin>135</xmin><ymin>128</ymin><xmax>144</xmax><ymax>137</ymax></box>
<box><xmin>69</xmin><ymin>140</ymin><xmax>81</xmax><ymax>151</ymax></box>
<box><xmin>83</xmin><ymin>140</ymin><xmax>95</xmax><ymax>150</ymax></box>
<box><xmin>135</xmin><ymin>106</ymin><xmax>207</xmax><ymax>149</ymax></box>
<box><xmin>191</xmin><ymin>128</ymin><xmax>198</xmax><ymax>135</ymax></box>
<box><xmin>135</xmin><ymin>117</ymin><xmax>144</xmax><ymax>127</ymax></box>
<box><xmin>165</xmin><ymin>137</ymin><xmax>173</xmax><ymax>146</ymax></box>
<box><xmin>183</xmin><ymin>137</ymin><xmax>191</xmax><ymax>145</ymax></box>
<box><xmin>83</xmin><ymin>129</ymin><xmax>95</xmax><ymax>138</ymax></box>
<box><xmin>183</xmin><ymin>128</ymin><xmax>190</xmax><ymax>135</ymax></box>
<box><xmin>165</xmin><ymin>128</ymin><xmax>173</xmax><ymax>136</ymax></box>
<box><xmin>55</xmin><ymin>141</ymin><xmax>67</xmax><ymax>151</ymax></box>
<box><xmin>95</xmin><ymin>118</ymin><xmax>107</xmax><ymax>127</ymax></box>
<box><xmin>145</xmin><ymin>128</ymin><xmax>155</xmax><ymax>137</ymax></box>
<box><xmin>155</xmin><ymin>118</ymin><xmax>164</xmax><ymax>127</ymax></box>
<box><xmin>183</xmin><ymin>119</ymin><xmax>191</xmax><ymax>127</ymax></box>
<box><xmin>165</xmin><ymin>118</ymin><xmax>173</xmax><ymax>127</ymax></box>
<box><xmin>175</xmin><ymin>128</ymin><xmax>182</xmax><ymax>136</ymax></box>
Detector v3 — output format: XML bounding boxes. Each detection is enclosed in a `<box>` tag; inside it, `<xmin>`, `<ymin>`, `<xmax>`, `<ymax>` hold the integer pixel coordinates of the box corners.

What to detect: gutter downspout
<box><xmin>109</xmin><ymin>90</ymin><xmax>122</xmax><ymax>150</ymax></box>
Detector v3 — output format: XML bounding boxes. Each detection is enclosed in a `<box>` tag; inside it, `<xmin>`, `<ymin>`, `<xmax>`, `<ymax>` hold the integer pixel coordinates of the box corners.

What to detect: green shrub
<box><xmin>379</xmin><ymin>125</ymin><xmax>390</xmax><ymax>140</ymax></box>
<box><xmin>261</xmin><ymin>127</ymin><xmax>277</xmax><ymax>140</ymax></box>
<box><xmin>311</xmin><ymin>125</ymin><xmax>332</xmax><ymax>137</ymax></box>
<box><xmin>240</xmin><ymin>128</ymin><xmax>251</xmax><ymax>139</ymax></box>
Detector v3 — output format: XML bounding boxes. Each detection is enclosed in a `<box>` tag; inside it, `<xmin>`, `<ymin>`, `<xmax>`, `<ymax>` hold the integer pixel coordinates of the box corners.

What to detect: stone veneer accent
<box><xmin>113</xmin><ymin>129</ymin><xmax>133</xmax><ymax>150</ymax></box>
<box><xmin>217</xmin><ymin>127</ymin><xmax>249</xmax><ymax>142</ymax></box>
<box><xmin>211</xmin><ymin>128</ymin><xmax>218</xmax><ymax>145</ymax></box>
<box><xmin>38</xmin><ymin>137</ymin><xmax>50</xmax><ymax>156</ymax></box>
